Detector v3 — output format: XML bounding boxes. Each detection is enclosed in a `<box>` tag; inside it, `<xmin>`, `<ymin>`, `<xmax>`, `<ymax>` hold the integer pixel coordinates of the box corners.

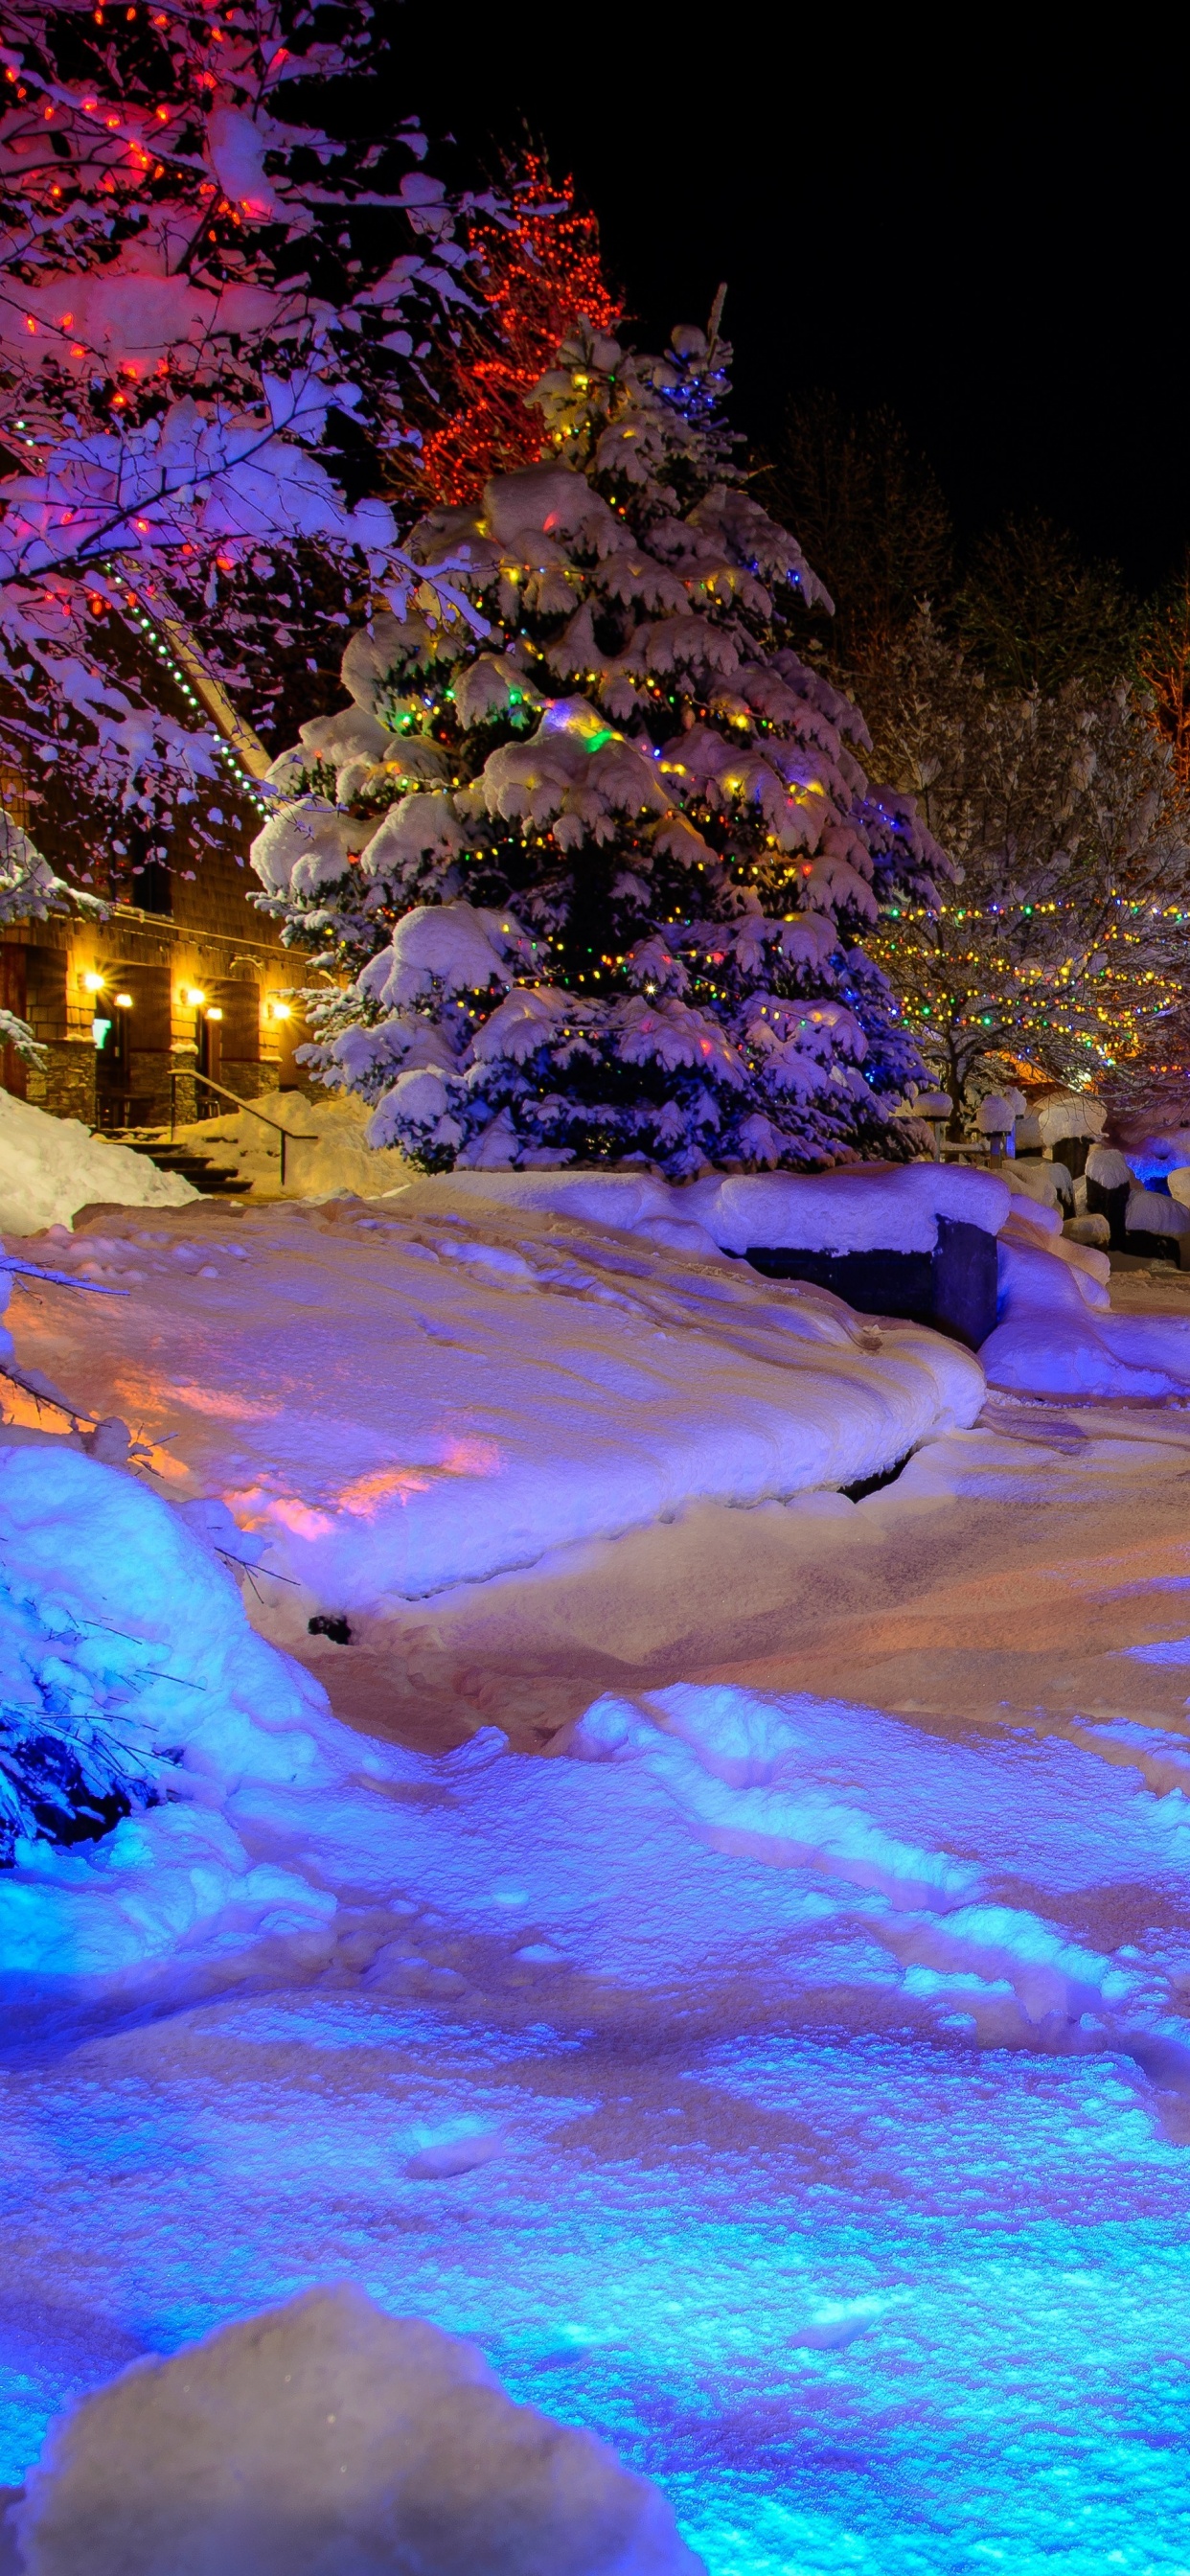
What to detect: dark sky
<box><xmin>379</xmin><ymin>9</ymin><xmax>1188</xmax><ymax>594</ymax></box>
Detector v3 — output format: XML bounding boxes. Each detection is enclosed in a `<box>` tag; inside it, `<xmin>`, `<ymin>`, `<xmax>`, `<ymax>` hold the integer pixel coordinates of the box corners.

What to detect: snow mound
<box><xmin>15</xmin><ymin>2285</ymin><xmax>702</xmax><ymax>2576</ymax></box>
<box><xmin>172</xmin><ymin>1088</ymin><xmax>408</xmax><ymax>1201</ymax></box>
<box><xmin>688</xmin><ymin>1162</ymin><xmax>1011</xmax><ymax>1254</ymax></box>
<box><xmin>399</xmin><ymin>1162</ymin><xmax>1012</xmax><ymax>1256</ymax></box>
<box><xmin>5</xmin><ymin>1200</ymin><xmax>984</xmax><ymax>1671</ymax></box>
<box><xmin>1006</xmin><ymin>1158</ymin><xmax>1072</xmax><ymax>1210</ymax></box>
<box><xmin>0</xmin><ymin>1439</ymin><xmax>339</xmax><ymax>1976</ymax></box>
<box><xmin>1127</xmin><ymin>1185</ymin><xmax>1190</xmax><ymax>1241</ymax></box>
<box><xmin>0</xmin><ymin>1094</ymin><xmax>195</xmax><ymax>1234</ymax></box>
<box><xmin>982</xmin><ymin>1235</ymin><xmax>1190</xmax><ymax>1400</ymax></box>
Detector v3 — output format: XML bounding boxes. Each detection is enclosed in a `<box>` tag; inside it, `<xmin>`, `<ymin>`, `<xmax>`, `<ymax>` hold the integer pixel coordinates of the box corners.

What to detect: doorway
<box><xmin>0</xmin><ymin>947</ymin><xmax>27</xmax><ymax>1098</ymax></box>
<box><xmin>198</xmin><ymin>1004</ymin><xmax>222</xmax><ymax>1095</ymax></box>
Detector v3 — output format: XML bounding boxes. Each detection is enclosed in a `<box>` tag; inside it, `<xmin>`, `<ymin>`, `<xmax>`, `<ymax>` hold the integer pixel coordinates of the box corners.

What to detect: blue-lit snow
<box><xmin>4</xmin><ymin>1606</ymin><xmax>1190</xmax><ymax>2564</ymax></box>
<box><xmin>9</xmin><ymin>1210</ymin><xmax>1190</xmax><ymax>2567</ymax></box>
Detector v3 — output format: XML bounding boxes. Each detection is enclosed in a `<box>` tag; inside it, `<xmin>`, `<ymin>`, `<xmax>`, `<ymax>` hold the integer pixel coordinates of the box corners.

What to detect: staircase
<box><xmin>119</xmin><ymin>1128</ymin><xmax>253</xmax><ymax>1196</ymax></box>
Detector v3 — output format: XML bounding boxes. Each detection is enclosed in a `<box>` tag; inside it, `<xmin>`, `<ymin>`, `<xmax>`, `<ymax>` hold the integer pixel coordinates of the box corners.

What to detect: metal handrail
<box><xmin>169</xmin><ymin>1069</ymin><xmax>316</xmax><ymax>1188</ymax></box>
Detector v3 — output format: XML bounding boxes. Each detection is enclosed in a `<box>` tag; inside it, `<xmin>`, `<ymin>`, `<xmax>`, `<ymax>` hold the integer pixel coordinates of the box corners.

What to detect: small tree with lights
<box><xmin>417</xmin><ymin>154</ymin><xmax>624</xmax><ymax>509</ymax></box>
<box><xmin>251</xmin><ymin>314</ymin><xmax>948</xmax><ymax>1174</ymax></box>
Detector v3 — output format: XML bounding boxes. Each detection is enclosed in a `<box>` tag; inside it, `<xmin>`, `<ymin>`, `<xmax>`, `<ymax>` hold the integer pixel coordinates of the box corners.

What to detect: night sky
<box><xmin>379</xmin><ymin>11</ymin><xmax>1188</xmax><ymax>591</ymax></box>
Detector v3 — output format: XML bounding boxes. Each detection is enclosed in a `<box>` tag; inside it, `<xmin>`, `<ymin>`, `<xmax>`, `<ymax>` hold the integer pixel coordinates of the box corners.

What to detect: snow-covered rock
<box><xmin>0</xmin><ymin>1093</ymin><xmax>196</xmax><ymax>1234</ymax></box>
<box><xmin>1126</xmin><ymin>1185</ymin><xmax>1190</xmax><ymax>1244</ymax></box>
<box><xmin>15</xmin><ymin>2284</ymin><xmax>701</xmax><ymax>2576</ymax></box>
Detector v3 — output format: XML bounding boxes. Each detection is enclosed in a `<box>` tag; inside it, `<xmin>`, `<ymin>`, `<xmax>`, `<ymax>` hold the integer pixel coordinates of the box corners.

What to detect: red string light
<box><xmin>419</xmin><ymin>154</ymin><xmax>622</xmax><ymax>507</ymax></box>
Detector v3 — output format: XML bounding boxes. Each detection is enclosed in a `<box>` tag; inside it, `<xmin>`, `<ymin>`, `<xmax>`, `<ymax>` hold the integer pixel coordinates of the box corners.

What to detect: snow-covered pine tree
<box><xmin>251</xmin><ymin>320</ymin><xmax>949</xmax><ymax>1174</ymax></box>
<box><xmin>0</xmin><ymin>0</ymin><xmax>490</xmax><ymax>886</ymax></box>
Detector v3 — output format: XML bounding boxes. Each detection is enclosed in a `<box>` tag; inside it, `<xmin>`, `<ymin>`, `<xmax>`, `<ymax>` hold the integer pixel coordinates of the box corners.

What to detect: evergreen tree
<box><xmin>251</xmin><ymin>320</ymin><xmax>948</xmax><ymax>1176</ymax></box>
<box><xmin>0</xmin><ymin>0</ymin><xmax>490</xmax><ymax>888</ymax></box>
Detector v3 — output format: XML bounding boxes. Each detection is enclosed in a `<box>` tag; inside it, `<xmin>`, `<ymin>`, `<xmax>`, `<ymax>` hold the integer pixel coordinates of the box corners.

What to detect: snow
<box><xmin>16</xmin><ymin>2286</ymin><xmax>699</xmax><ymax>2576</ymax></box>
<box><xmin>417</xmin><ymin>1162</ymin><xmax>1012</xmax><ymax>1256</ymax></box>
<box><xmin>1087</xmin><ymin>1144</ymin><xmax>1133</xmax><ymax>1189</ymax></box>
<box><xmin>1034</xmin><ymin>1093</ymin><xmax>1106</xmax><ymax>1144</ymax></box>
<box><xmin>983</xmin><ymin>1232</ymin><xmax>1190</xmax><ymax>1398</ymax></box>
<box><xmin>1123</xmin><ymin>1128</ymin><xmax>1190</xmax><ymax>1184</ymax></box>
<box><xmin>0</xmin><ymin>1438</ymin><xmax>338</xmax><ymax>1976</ymax></box>
<box><xmin>1003</xmin><ymin>1156</ymin><xmax>1072</xmax><ymax>1209</ymax></box>
<box><xmin>3</xmin><ymin>1408</ymin><xmax>1190</xmax><ymax>2565</ymax></box>
<box><xmin>0</xmin><ymin>1094</ymin><xmax>195</xmax><ymax>1235</ymax></box>
<box><xmin>3</xmin><ymin>1198</ymin><xmax>983</xmax><ymax>1660</ymax></box>
<box><xmin>1127</xmin><ymin>1185</ymin><xmax>1190</xmax><ymax>1242</ymax></box>
<box><xmin>7</xmin><ymin>1216</ymin><xmax>1190</xmax><ymax>2565</ymax></box>
<box><xmin>171</xmin><ymin>1089</ymin><xmax>408</xmax><ymax>1202</ymax></box>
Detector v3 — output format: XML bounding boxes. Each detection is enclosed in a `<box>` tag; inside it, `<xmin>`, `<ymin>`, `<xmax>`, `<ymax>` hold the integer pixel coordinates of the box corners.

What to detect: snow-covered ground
<box><xmin>6</xmin><ymin>1193</ymin><xmax>1190</xmax><ymax>2569</ymax></box>
<box><xmin>6</xmin><ymin>1191</ymin><xmax>982</xmax><ymax>1723</ymax></box>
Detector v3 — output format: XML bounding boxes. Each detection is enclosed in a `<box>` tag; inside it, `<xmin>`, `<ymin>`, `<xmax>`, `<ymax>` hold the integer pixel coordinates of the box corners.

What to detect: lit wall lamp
<box><xmin>82</xmin><ymin>970</ymin><xmax>104</xmax><ymax>994</ymax></box>
<box><xmin>113</xmin><ymin>992</ymin><xmax>132</xmax><ymax>1010</ymax></box>
<box><xmin>204</xmin><ymin>1005</ymin><xmax>223</xmax><ymax>1023</ymax></box>
<box><xmin>183</xmin><ymin>986</ymin><xmax>206</xmax><ymax>1008</ymax></box>
<box><xmin>269</xmin><ymin>999</ymin><xmax>291</xmax><ymax>1023</ymax></box>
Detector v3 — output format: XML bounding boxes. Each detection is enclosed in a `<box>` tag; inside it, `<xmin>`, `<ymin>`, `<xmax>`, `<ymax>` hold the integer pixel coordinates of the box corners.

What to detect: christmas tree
<box><xmin>0</xmin><ymin>0</ymin><xmax>491</xmax><ymax>888</ymax></box>
<box><xmin>252</xmin><ymin>318</ymin><xmax>948</xmax><ymax>1175</ymax></box>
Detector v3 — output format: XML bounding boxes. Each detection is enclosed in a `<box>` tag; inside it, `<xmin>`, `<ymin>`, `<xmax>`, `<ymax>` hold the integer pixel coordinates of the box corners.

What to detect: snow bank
<box><xmin>0</xmin><ymin>1094</ymin><xmax>195</xmax><ymax>1233</ymax></box>
<box><xmin>16</xmin><ymin>2285</ymin><xmax>701</xmax><ymax>2576</ymax></box>
<box><xmin>0</xmin><ymin>1439</ymin><xmax>339</xmax><ymax>1976</ymax></box>
<box><xmin>5</xmin><ymin>1199</ymin><xmax>984</xmax><ymax>1670</ymax></box>
<box><xmin>172</xmin><ymin>1088</ymin><xmax>408</xmax><ymax>1202</ymax></box>
<box><xmin>982</xmin><ymin>1234</ymin><xmax>1190</xmax><ymax>1399</ymax></box>
<box><xmin>410</xmin><ymin>1162</ymin><xmax>1012</xmax><ymax>1256</ymax></box>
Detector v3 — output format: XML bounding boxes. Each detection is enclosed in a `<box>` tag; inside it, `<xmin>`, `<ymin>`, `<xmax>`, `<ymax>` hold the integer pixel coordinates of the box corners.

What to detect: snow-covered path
<box><xmin>5</xmin><ymin>1211</ymin><xmax>1190</xmax><ymax>2569</ymax></box>
<box><xmin>3</xmin><ymin>1593</ymin><xmax>1190</xmax><ymax>2575</ymax></box>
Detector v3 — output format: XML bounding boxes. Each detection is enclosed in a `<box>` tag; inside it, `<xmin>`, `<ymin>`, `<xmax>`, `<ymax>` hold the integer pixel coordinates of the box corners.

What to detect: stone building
<box><xmin>0</xmin><ymin>826</ymin><xmax>310</xmax><ymax>1132</ymax></box>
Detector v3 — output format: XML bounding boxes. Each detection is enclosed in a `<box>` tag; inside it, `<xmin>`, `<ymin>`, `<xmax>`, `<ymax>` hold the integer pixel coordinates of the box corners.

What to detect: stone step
<box><xmin>118</xmin><ymin>1132</ymin><xmax>253</xmax><ymax>1196</ymax></box>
